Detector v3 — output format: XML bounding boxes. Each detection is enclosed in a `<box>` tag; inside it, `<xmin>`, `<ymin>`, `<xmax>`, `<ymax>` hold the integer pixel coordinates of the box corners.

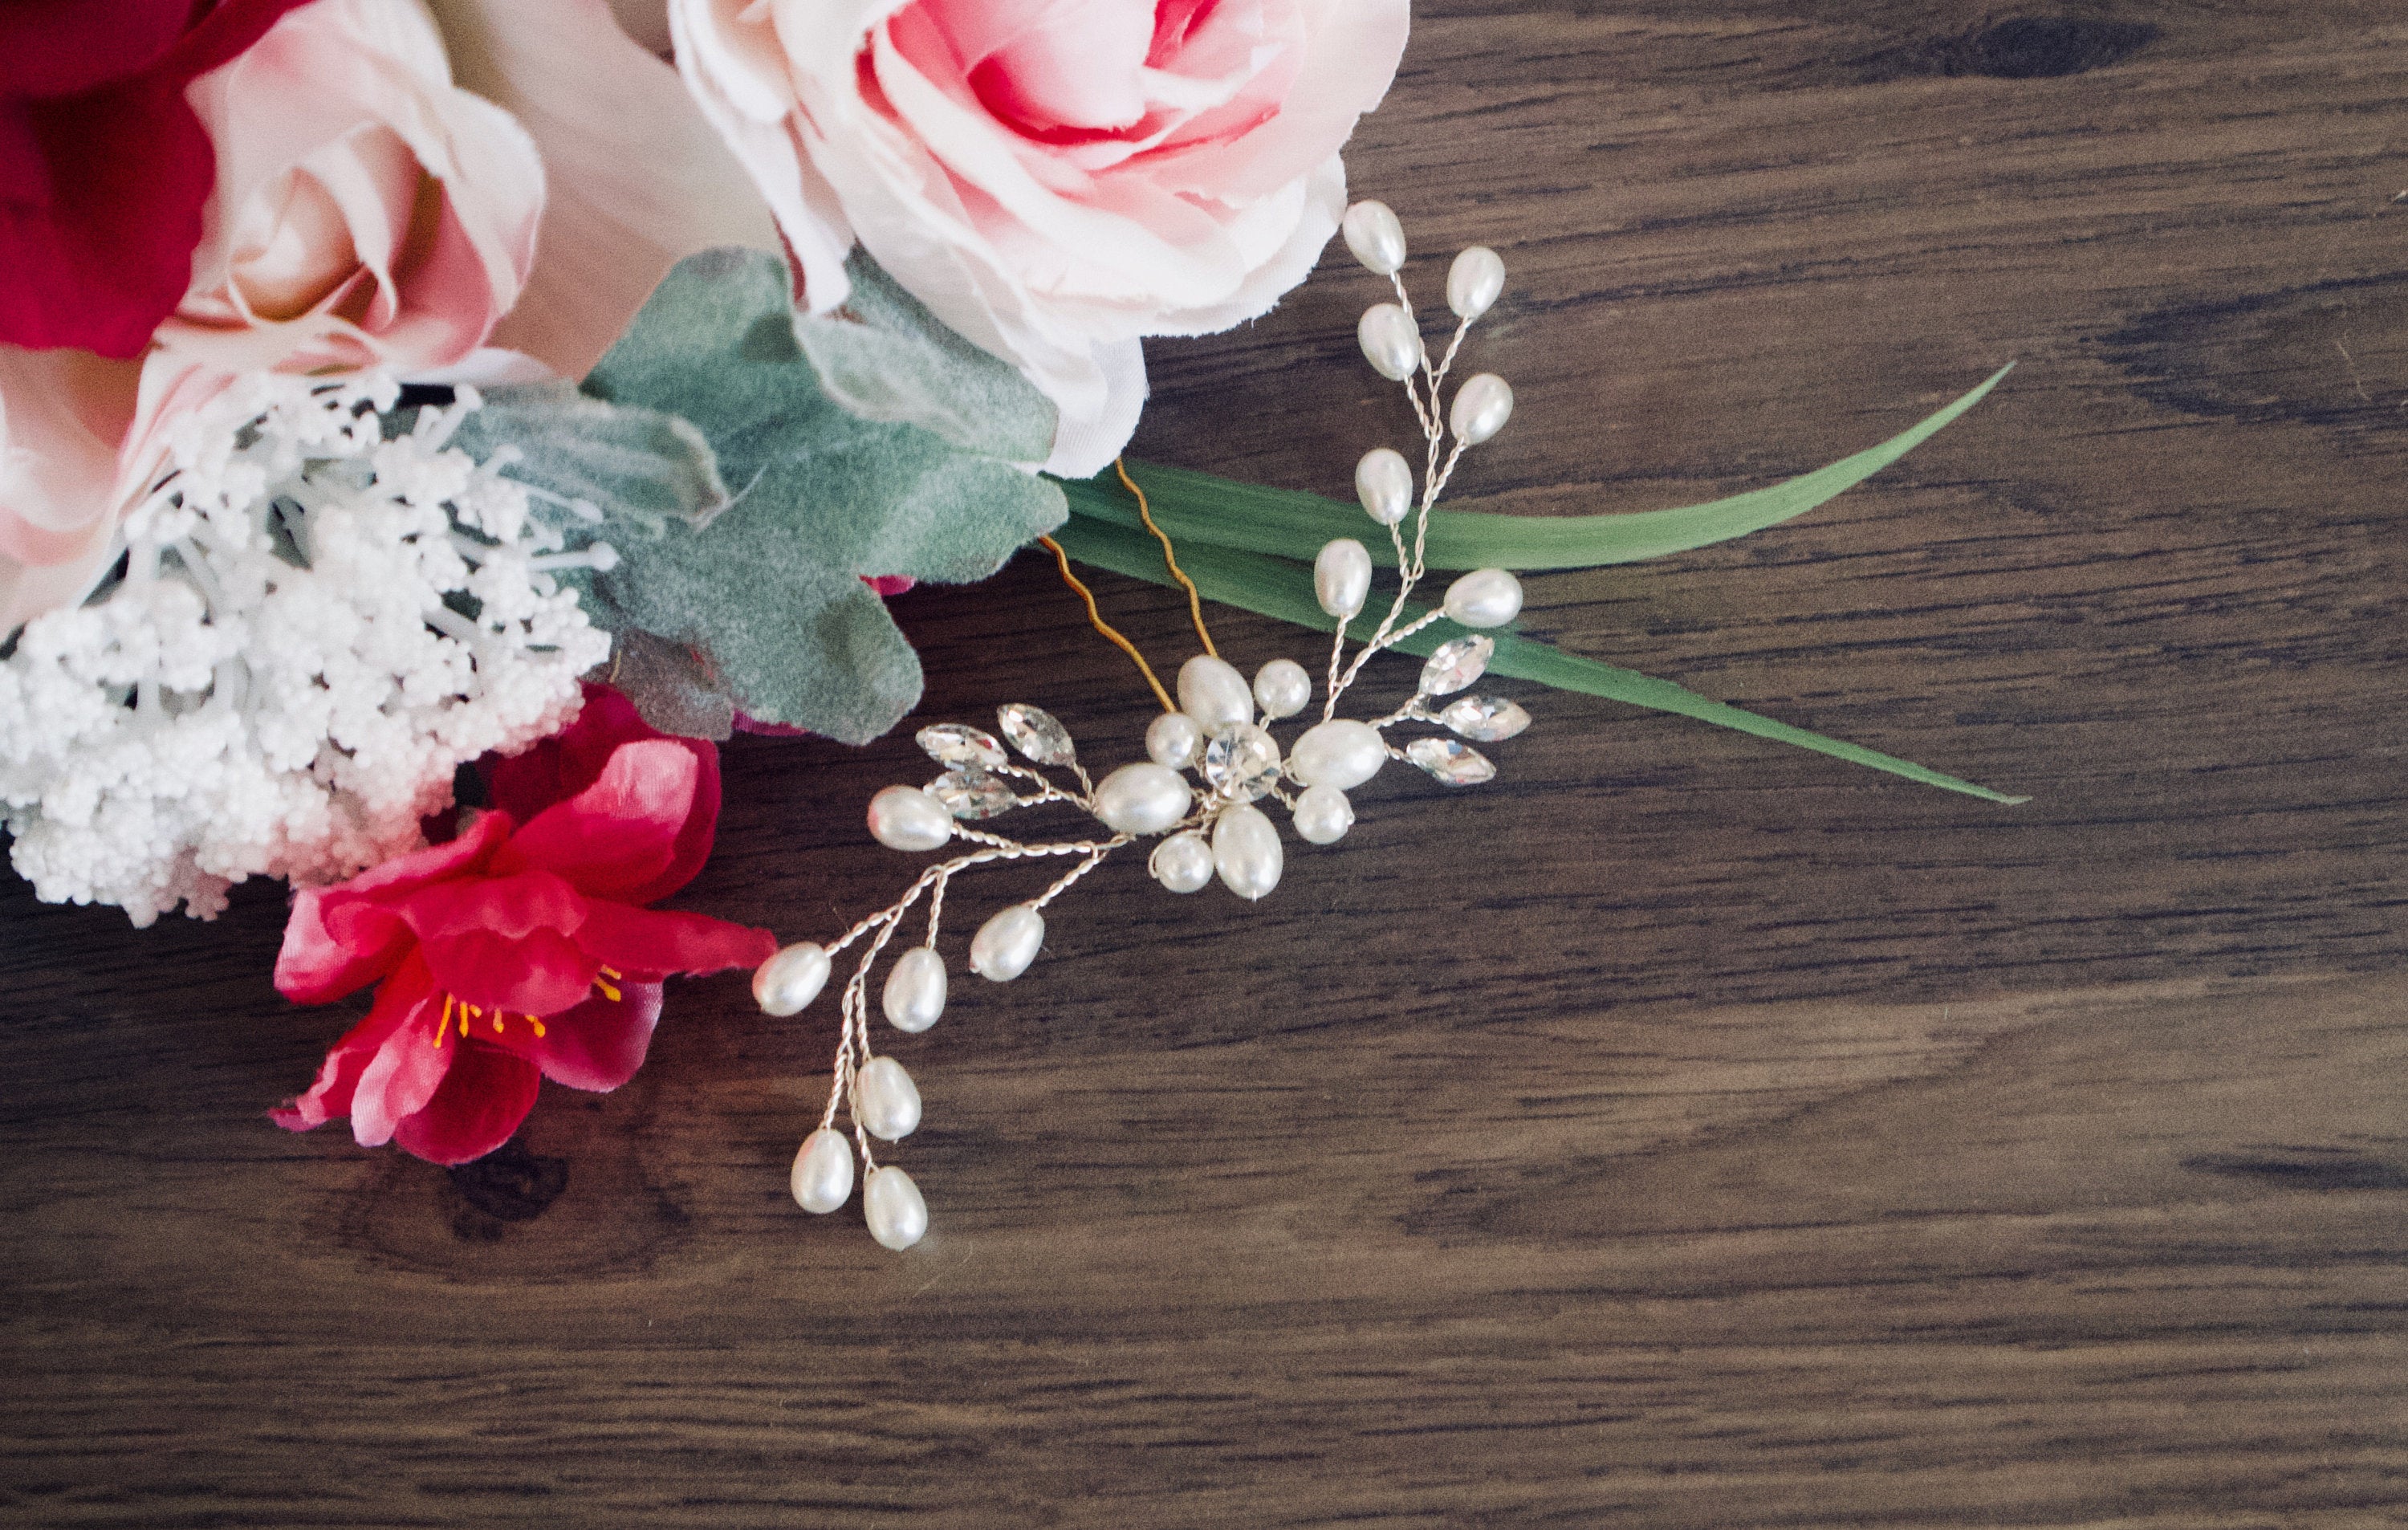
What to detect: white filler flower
<box><xmin>0</xmin><ymin>373</ymin><xmax>610</xmax><ymax>925</ymax></box>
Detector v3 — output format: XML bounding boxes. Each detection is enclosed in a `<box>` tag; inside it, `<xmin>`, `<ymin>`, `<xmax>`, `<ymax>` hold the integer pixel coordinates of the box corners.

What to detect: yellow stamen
<box><xmin>594</xmin><ymin>977</ymin><xmax>623</xmax><ymax>1003</ymax></box>
<box><xmin>433</xmin><ymin>994</ymin><xmax>454</xmax><ymax>1048</ymax></box>
<box><xmin>528</xmin><ymin>1016</ymin><xmax>547</xmax><ymax>1037</ymax></box>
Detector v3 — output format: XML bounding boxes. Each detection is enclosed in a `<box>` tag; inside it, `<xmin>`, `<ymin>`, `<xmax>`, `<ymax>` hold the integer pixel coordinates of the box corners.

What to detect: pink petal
<box><xmin>484</xmin><ymin>685</ymin><xmax>722</xmax><ymax>905</ymax></box>
<box><xmin>270</xmin><ymin>951</ymin><xmax>443</xmax><ymax>1133</ymax></box>
<box><xmin>490</xmin><ymin>739</ymin><xmax>699</xmax><ymax>901</ymax></box>
<box><xmin>571</xmin><ymin>901</ymin><xmax>778</xmax><ymax>981</ymax></box>
<box><xmin>275</xmin><ymin>810</ymin><xmax>513</xmax><ymax>1003</ymax></box>
<box><xmin>391</xmin><ymin>1042</ymin><xmax>543</xmax><ymax>1166</ymax></box>
<box><xmin>506</xmin><ymin>979</ymin><xmax>665</xmax><ymax>1093</ymax></box>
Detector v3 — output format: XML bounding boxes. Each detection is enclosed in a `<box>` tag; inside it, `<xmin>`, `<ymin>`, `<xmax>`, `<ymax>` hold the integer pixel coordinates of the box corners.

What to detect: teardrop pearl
<box><xmin>1443</xmin><ymin>568</ymin><xmax>1523</xmax><ymax>629</ymax></box>
<box><xmin>856</xmin><ymin>1055</ymin><xmax>922</xmax><ymax>1141</ymax></box>
<box><xmin>1212</xmin><ymin>802</ymin><xmax>1283</xmax><ymax>901</ymax></box>
<box><xmin>1449</xmin><ymin>373</ymin><xmax>1513</xmax><ymax>446</ymax></box>
<box><xmin>1340</xmin><ymin>199</ymin><xmax>1406</xmax><ymax>275</ymax></box>
<box><xmin>1146</xmin><ymin>710</ymin><xmax>1202</xmax><ymax>769</ymax></box>
<box><xmin>866</xmin><ymin>784</ymin><xmax>953</xmax><ymax>852</ymax></box>
<box><xmin>1288</xmin><ymin>718</ymin><xmax>1388</xmax><ymax>791</ymax></box>
<box><xmin>1314</xmin><ymin>539</ymin><xmax>1373</xmax><ymax>621</ymax></box>
<box><xmin>1448</xmin><ymin>246</ymin><xmax>1506</xmax><ymax>321</ymax></box>
<box><xmin>754</xmin><ymin>942</ymin><xmax>832</xmax><ymax>1016</ymax></box>
<box><xmin>1253</xmin><ymin>659</ymin><xmax>1312</xmax><ymax>721</ymax></box>
<box><xmin>1355</xmin><ymin>447</ymin><xmax>1413</xmax><ymax>526</ymax></box>
<box><xmin>864</xmin><ymin>1166</ymin><xmax>928</xmax><ymax>1251</ymax></box>
<box><xmin>1177</xmin><ymin>653</ymin><xmax>1253</xmax><ymax>730</ymax></box>
<box><xmin>1149</xmin><ymin>831</ymin><xmax>1214</xmax><ymax>893</ymax></box>
<box><xmin>1293</xmin><ymin>784</ymin><xmax>1355</xmax><ymax>845</ymax></box>
<box><xmin>1358</xmin><ymin>303</ymin><xmax>1423</xmax><ymax>382</ymax></box>
<box><xmin>969</xmin><ymin>902</ymin><xmax>1044</xmax><ymax>981</ymax></box>
<box><xmin>1092</xmin><ymin>761</ymin><xmax>1194</xmax><ymax>836</ymax></box>
<box><xmin>790</xmin><ymin>1127</ymin><xmax>855</xmax><ymax>1214</ymax></box>
<box><xmin>881</xmin><ymin>946</ymin><xmax>946</xmax><ymax>1033</ymax></box>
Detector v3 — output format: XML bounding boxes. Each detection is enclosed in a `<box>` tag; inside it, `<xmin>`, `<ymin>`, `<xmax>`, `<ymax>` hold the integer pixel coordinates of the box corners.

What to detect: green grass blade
<box><xmin>1059</xmin><ymin>363</ymin><xmax>2013</xmax><ymax>572</ymax></box>
<box><xmin>1046</xmin><ymin>516</ymin><xmax>2027</xmax><ymax>804</ymax></box>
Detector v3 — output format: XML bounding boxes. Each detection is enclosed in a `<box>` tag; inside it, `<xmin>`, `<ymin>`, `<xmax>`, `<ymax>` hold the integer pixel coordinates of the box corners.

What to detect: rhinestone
<box><xmin>997</xmin><ymin>702</ymin><xmax>1076</xmax><ymax>766</ymax></box>
<box><xmin>916</xmin><ymin>722</ymin><xmax>1007</xmax><ymax>771</ymax></box>
<box><xmin>1202</xmin><ymin>723</ymin><xmax>1283</xmax><ymax>802</ymax></box>
<box><xmin>926</xmin><ymin>769</ymin><xmax>1018</xmax><ymax>820</ymax></box>
<box><xmin>1405</xmin><ymin>736</ymin><xmax>1496</xmax><ymax>787</ymax></box>
<box><xmin>1438</xmin><ymin>694</ymin><xmax>1530</xmax><ymax>742</ymax></box>
<box><xmin>1418</xmin><ymin>635</ymin><xmax>1494</xmax><ymax>698</ymax></box>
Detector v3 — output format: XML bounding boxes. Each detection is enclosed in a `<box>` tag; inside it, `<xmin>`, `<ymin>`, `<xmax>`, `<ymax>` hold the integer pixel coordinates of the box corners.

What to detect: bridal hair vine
<box><xmin>750</xmin><ymin>201</ymin><xmax>1529</xmax><ymax>1250</ymax></box>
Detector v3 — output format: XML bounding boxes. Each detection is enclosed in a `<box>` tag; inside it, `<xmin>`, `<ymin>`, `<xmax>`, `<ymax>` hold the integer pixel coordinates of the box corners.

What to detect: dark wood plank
<box><xmin>8</xmin><ymin>3</ymin><xmax>2408</xmax><ymax>1525</ymax></box>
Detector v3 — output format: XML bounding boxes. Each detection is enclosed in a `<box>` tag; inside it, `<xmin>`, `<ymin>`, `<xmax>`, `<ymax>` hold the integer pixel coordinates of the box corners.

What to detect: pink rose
<box><xmin>0</xmin><ymin>0</ymin><xmax>778</xmax><ymax>635</ymax></box>
<box><xmin>669</xmin><ymin>0</ymin><xmax>1409</xmax><ymax>474</ymax></box>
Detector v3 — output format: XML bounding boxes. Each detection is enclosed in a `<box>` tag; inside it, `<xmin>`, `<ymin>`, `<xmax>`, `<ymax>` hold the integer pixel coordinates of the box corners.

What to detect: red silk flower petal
<box><xmin>274</xmin><ymin>811</ymin><xmax>514</xmax><ymax>1003</ymax></box>
<box><xmin>392</xmin><ymin>1043</ymin><xmax>543</xmax><ymax>1166</ymax></box>
<box><xmin>344</xmin><ymin>973</ymin><xmax>457</xmax><ymax>1149</ymax></box>
<box><xmin>0</xmin><ymin>1</ymin><xmax>190</xmax><ymax>100</ymax></box>
<box><xmin>270</xmin><ymin>950</ymin><xmax>441</xmax><ymax>1133</ymax></box>
<box><xmin>485</xmin><ymin>684</ymin><xmax>721</xmax><ymax>904</ymax></box>
<box><xmin>494</xmin><ymin>980</ymin><xmax>665</xmax><ymax>1094</ymax></box>
<box><xmin>419</xmin><ymin>925</ymin><xmax>598</xmax><ymax>1018</ymax></box>
<box><xmin>570</xmin><ymin>901</ymin><xmax>779</xmax><ymax>982</ymax></box>
<box><xmin>492</xmin><ymin>739</ymin><xmax>698</xmax><ymax>901</ymax></box>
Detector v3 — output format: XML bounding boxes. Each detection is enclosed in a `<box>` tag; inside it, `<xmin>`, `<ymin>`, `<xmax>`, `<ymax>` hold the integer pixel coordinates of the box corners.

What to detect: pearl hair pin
<box><xmin>754</xmin><ymin>202</ymin><xmax>1531</xmax><ymax>1249</ymax></box>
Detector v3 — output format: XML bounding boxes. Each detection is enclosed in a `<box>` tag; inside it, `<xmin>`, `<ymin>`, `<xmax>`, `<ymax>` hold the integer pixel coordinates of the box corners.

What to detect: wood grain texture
<box><xmin>8</xmin><ymin>3</ymin><xmax>2408</xmax><ymax>1525</ymax></box>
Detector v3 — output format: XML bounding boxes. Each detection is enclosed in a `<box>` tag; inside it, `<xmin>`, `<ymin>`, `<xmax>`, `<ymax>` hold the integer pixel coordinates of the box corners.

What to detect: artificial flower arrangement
<box><xmin>2</xmin><ymin>0</ymin><xmax>2016</xmax><ymax>1247</ymax></box>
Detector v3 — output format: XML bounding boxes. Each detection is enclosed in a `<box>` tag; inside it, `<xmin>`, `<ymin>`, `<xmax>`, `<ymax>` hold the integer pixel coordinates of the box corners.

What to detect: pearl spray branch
<box><xmin>746</xmin><ymin>201</ymin><xmax>1533</xmax><ymax>1251</ymax></box>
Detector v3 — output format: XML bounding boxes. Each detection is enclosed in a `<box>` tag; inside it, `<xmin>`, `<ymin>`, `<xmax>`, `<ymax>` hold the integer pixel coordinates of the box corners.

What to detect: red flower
<box><xmin>271</xmin><ymin>687</ymin><xmax>775</xmax><ymax>1165</ymax></box>
<box><xmin>1</xmin><ymin>0</ymin><xmax>318</xmax><ymax>357</ymax></box>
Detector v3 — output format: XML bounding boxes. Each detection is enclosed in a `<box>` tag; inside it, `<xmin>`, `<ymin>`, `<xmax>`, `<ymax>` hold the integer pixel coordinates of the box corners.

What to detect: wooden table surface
<box><xmin>9</xmin><ymin>4</ymin><xmax>2408</xmax><ymax>1525</ymax></box>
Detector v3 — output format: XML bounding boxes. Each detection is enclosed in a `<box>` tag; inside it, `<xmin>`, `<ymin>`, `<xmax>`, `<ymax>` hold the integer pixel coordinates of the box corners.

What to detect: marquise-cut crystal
<box><xmin>927</xmin><ymin>769</ymin><xmax>1019</xmax><ymax>820</ymax></box>
<box><xmin>916</xmin><ymin>723</ymin><xmax>1007</xmax><ymax>771</ymax></box>
<box><xmin>1438</xmin><ymin>694</ymin><xmax>1530</xmax><ymax>742</ymax></box>
<box><xmin>1418</xmin><ymin>635</ymin><xmax>1494</xmax><ymax>698</ymax></box>
<box><xmin>1405</xmin><ymin>735</ymin><xmax>1496</xmax><ymax>787</ymax></box>
<box><xmin>997</xmin><ymin>702</ymin><xmax>1076</xmax><ymax>766</ymax></box>
<box><xmin>1202</xmin><ymin>723</ymin><xmax>1283</xmax><ymax>801</ymax></box>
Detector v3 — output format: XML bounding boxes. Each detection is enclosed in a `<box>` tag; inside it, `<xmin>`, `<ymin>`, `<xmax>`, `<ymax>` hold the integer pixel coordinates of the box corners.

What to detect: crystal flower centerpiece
<box><xmin>751</xmin><ymin>201</ymin><xmax>1534</xmax><ymax>1249</ymax></box>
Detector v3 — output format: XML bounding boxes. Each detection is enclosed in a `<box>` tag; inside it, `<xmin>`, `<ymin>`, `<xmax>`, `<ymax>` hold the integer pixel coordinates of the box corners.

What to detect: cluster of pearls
<box><xmin>750</xmin><ymin>199</ymin><xmax>1534</xmax><ymax>1250</ymax></box>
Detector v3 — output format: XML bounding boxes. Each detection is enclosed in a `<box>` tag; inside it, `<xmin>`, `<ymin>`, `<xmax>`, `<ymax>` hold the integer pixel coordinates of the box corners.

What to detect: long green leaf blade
<box><xmin>1046</xmin><ymin>516</ymin><xmax>2027</xmax><ymax>804</ymax></box>
<box><xmin>1059</xmin><ymin>364</ymin><xmax>2012</xmax><ymax>572</ymax></box>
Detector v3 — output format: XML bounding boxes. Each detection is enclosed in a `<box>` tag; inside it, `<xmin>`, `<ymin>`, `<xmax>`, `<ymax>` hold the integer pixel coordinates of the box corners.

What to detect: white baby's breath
<box><xmin>0</xmin><ymin>372</ymin><xmax>608</xmax><ymax>925</ymax></box>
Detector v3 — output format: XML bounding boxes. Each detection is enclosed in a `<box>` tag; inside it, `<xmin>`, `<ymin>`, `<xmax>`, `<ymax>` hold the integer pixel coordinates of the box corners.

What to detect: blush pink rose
<box><xmin>669</xmin><ymin>0</ymin><xmax>1409</xmax><ymax>475</ymax></box>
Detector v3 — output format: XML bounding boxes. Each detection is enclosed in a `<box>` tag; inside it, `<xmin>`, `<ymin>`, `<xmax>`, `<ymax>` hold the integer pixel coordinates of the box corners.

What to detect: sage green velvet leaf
<box><xmin>584</xmin><ymin>246</ymin><xmax>1064</xmax><ymax>584</ymax></box>
<box><xmin>444</xmin><ymin>381</ymin><xmax>730</xmax><ymax>539</ymax></box>
<box><xmin>1058</xmin><ymin>364</ymin><xmax>2013</xmax><ymax>572</ymax></box>
<box><xmin>577</xmin><ymin>503</ymin><xmax>921</xmax><ymax>745</ymax></box>
<box><xmin>607</xmin><ymin>629</ymin><xmax>739</xmax><ymax>742</ymax></box>
<box><xmin>1047</xmin><ymin>516</ymin><xmax>2026</xmax><ymax>804</ymax></box>
<box><xmin>793</xmin><ymin>251</ymin><xmax>1056</xmax><ymax>464</ymax></box>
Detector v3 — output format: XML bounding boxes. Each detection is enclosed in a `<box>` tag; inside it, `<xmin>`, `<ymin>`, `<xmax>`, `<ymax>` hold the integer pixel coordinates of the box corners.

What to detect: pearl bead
<box><xmin>1212</xmin><ymin>802</ymin><xmax>1283</xmax><ymax>901</ymax></box>
<box><xmin>1253</xmin><ymin>658</ymin><xmax>1312</xmax><ymax>720</ymax></box>
<box><xmin>1447</xmin><ymin>245</ymin><xmax>1506</xmax><ymax>321</ymax></box>
<box><xmin>790</xmin><ymin>1127</ymin><xmax>854</xmax><ymax>1214</ymax></box>
<box><xmin>1176</xmin><ymin>653</ymin><xmax>1253</xmax><ymax>730</ymax></box>
<box><xmin>1314</xmin><ymin>538</ymin><xmax>1373</xmax><ymax>621</ymax></box>
<box><xmin>863</xmin><ymin>1165</ymin><xmax>928</xmax><ymax>1251</ymax></box>
<box><xmin>1442</xmin><ymin>568</ymin><xmax>1523</xmax><ymax>629</ymax></box>
<box><xmin>1093</xmin><ymin>761</ymin><xmax>1193</xmax><ymax>835</ymax></box>
<box><xmin>1355</xmin><ymin>447</ymin><xmax>1413</xmax><ymax>526</ymax></box>
<box><xmin>866</xmin><ymin>784</ymin><xmax>953</xmax><ymax>852</ymax></box>
<box><xmin>1357</xmin><ymin>303</ymin><xmax>1422</xmax><ymax>382</ymax></box>
<box><xmin>856</xmin><ymin>1055</ymin><xmax>922</xmax><ymax>1141</ymax></box>
<box><xmin>881</xmin><ymin>946</ymin><xmax>946</xmax><ymax>1033</ymax></box>
<box><xmin>1292</xmin><ymin>784</ymin><xmax>1355</xmax><ymax>844</ymax></box>
<box><xmin>969</xmin><ymin>902</ymin><xmax>1044</xmax><ymax>981</ymax></box>
<box><xmin>1340</xmin><ymin>199</ymin><xmax>1406</xmax><ymax>275</ymax></box>
<box><xmin>1149</xmin><ymin>830</ymin><xmax>1214</xmax><ymax>893</ymax></box>
<box><xmin>1449</xmin><ymin>372</ymin><xmax>1513</xmax><ymax>446</ymax></box>
<box><xmin>753</xmin><ymin>942</ymin><xmax>831</xmax><ymax>1016</ymax></box>
<box><xmin>1146</xmin><ymin>710</ymin><xmax>1202</xmax><ymax>769</ymax></box>
<box><xmin>1288</xmin><ymin>718</ymin><xmax>1388</xmax><ymax>791</ymax></box>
